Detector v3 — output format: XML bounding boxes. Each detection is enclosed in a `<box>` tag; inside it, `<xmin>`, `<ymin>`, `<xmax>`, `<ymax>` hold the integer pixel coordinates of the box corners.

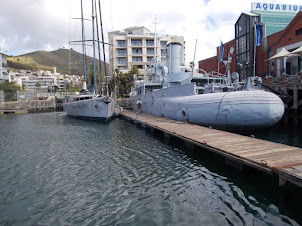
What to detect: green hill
<box><xmin>7</xmin><ymin>48</ymin><xmax>108</xmax><ymax>76</ymax></box>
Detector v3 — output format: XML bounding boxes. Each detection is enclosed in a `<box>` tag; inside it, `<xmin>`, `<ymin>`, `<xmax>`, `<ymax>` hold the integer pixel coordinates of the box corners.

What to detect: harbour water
<box><xmin>0</xmin><ymin>112</ymin><xmax>301</xmax><ymax>225</ymax></box>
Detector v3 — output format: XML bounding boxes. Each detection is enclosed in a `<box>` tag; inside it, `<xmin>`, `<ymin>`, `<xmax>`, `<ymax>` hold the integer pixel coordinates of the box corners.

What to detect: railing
<box><xmin>145</xmin><ymin>76</ymin><xmax>161</xmax><ymax>84</ymax></box>
<box><xmin>269</xmin><ymin>66</ymin><xmax>301</xmax><ymax>77</ymax></box>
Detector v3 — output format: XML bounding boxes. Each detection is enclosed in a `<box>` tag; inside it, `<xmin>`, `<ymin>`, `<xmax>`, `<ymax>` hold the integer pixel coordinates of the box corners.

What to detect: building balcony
<box><xmin>116</xmin><ymin>45</ymin><xmax>126</xmax><ymax>48</ymax></box>
<box><xmin>0</xmin><ymin>75</ymin><xmax>9</xmax><ymax>81</ymax></box>
<box><xmin>132</xmin><ymin>52</ymin><xmax>142</xmax><ymax>56</ymax></box>
<box><xmin>117</xmin><ymin>62</ymin><xmax>128</xmax><ymax>66</ymax></box>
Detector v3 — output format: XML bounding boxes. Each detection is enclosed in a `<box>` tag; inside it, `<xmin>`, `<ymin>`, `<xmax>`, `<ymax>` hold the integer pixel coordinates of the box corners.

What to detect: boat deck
<box><xmin>120</xmin><ymin>109</ymin><xmax>302</xmax><ymax>188</ymax></box>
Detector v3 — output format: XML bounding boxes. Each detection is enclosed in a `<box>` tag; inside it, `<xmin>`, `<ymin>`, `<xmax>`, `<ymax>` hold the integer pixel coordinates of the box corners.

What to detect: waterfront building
<box><xmin>108</xmin><ymin>26</ymin><xmax>185</xmax><ymax>76</ymax></box>
<box><xmin>198</xmin><ymin>2</ymin><xmax>302</xmax><ymax>80</ymax></box>
<box><xmin>11</xmin><ymin>69</ymin><xmax>66</xmax><ymax>92</ymax></box>
<box><xmin>0</xmin><ymin>47</ymin><xmax>9</xmax><ymax>83</ymax></box>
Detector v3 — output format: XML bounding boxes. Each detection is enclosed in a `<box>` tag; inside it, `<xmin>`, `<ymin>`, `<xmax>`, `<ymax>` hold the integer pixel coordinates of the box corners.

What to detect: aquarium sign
<box><xmin>251</xmin><ymin>2</ymin><xmax>302</xmax><ymax>12</ymax></box>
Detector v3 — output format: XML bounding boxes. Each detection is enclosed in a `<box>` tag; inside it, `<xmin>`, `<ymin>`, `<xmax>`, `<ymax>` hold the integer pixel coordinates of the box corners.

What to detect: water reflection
<box><xmin>0</xmin><ymin>112</ymin><xmax>301</xmax><ymax>225</ymax></box>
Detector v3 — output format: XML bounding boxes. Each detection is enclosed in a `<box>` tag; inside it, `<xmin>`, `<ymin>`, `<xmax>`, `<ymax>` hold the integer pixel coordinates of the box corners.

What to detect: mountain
<box><xmin>7</xmin><ymin>48</ymin><xmax>108</xmax><ymax>76</ymax></box>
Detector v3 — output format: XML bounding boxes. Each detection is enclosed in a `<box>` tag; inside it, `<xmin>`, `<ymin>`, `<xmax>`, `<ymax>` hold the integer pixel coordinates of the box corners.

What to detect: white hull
<box><xmin>131</xmin><ymin>86</ymin><xmax>284</xmax><ymax>129</ymax></box>
<box><xmin>63</xmin><ymin>96</ymin><xmax>116</xmax><ymax>120</ymax></box>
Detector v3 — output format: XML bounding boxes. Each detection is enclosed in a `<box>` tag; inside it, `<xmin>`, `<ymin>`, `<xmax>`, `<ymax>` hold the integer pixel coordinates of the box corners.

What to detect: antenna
<box><xmin>192</xmin><ymin>39</ymin><xmax>197</xmax><ymax>76</ymax></box>
<box><xmin>153</xmin><ymin>17</ymin><xmax>159</xmax><ymax>61</ymax></box>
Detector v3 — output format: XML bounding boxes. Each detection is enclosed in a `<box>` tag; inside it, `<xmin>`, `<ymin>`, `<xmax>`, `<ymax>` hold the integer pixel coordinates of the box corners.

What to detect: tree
<box><xmin>189</xmin><ymin>61</ymin><xmax>195</xmax><ymax>69</ymax></box>
<box><xmin>109</xmin><ymin>66</ymin><xmax>136</xmax><ymax>98</ymax></box>
<box><xmin>35</xmin><ymin>82</ymin><xmax>41</xmax><ymax>89</ymax></box>
<box><xmin>0</xmin><ymin>81</ymin><xmax>20</xmax><ymax>91</ymax></box>
<box><xmin>0</xmin><ymin>81</ymin><xmax>20</xmax><ymax>101</ymax></box>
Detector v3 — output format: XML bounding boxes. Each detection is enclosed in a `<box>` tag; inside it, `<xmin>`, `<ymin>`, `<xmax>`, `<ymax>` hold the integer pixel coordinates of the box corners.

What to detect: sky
<box><xmin>0</xmin><ymin>0</ymin><xmax>301</xmax><ymax>67</ymax></box>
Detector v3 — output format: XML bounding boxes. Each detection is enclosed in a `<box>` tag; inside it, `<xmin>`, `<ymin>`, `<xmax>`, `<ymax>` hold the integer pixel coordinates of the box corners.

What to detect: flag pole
<box><xmin>218</xmin><ymin>40</ymin><xmax>220</xmax><ymax>77</ymax></box>
<box><xmin>254</xmin><ymin>20</ymin><xmax>257</xmax><ymax>77</ymax></box>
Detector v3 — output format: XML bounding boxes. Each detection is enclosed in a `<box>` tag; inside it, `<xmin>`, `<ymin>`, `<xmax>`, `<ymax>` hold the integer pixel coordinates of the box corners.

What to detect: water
<box><xmin>230</xmin><ymin>118</ymin><xmax>302</xmax><ymax>148</ymax></box>
<box><xmin>0</xmin><ymin>112</ymin><xmax>301</xmax><ymax>225</ymax></box>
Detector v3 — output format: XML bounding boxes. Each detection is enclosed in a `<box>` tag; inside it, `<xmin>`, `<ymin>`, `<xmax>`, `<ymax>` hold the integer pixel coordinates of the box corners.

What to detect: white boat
<box><xmin>130</xmin><ymin>42</ymin><xmax>284</xmax><ymax>129</ymax></box>
<box><xmin>63</xmin><ymin>0</ymin><xmax>115</xmax><ymax>120</ymax></box>
<box><xmin>63</xmin><ymin>95</ymin><xmax>115</xmax><ymax>120</ymax></box>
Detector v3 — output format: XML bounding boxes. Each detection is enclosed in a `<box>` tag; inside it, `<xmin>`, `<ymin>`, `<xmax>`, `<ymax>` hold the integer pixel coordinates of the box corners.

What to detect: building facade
<box><xmin>199</xmin><ymin>2</ymin><xmax>302</xmax><ymax>81</ymax></box>
<box><xmin>198</xmin><ymin>40</ymin><xmax>235</xmax><ymax>76</ymax></box>
<box><xmin>108</xmin><ymin>26</ymin><xmax>185</xmax><ymax>76</ymax></box>
<box><xmin>0</xmin><ymin>47</ymin><xmax>9</xmax><ymax>83</ymax></box>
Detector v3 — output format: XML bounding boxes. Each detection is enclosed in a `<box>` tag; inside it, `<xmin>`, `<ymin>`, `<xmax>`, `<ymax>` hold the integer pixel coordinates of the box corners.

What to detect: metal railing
<box><xmin>269</xmin><ymin>66</ymin><xmax>301</xmax><ymax>77</ymax></box>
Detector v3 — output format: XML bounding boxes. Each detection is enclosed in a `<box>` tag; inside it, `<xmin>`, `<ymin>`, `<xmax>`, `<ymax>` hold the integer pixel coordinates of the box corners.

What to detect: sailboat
<box><xmin>63</xmin><ymin>0</ymin><xmax>116</xmax><ymax>120</ymax></box>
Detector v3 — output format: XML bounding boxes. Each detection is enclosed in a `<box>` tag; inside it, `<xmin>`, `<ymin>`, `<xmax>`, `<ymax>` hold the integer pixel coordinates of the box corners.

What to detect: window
<box><xmin>147</xmin><ymin>48</ymin><xmax>154</xmax><ymax>55</ymax></box>
<box><xmin>117</xmin><ymin>49</ymin><xmax>126</xmax><ymax>56</ymax></box>
<box><xmin>160</xmin><ymin>41</ymin><xmax>167</xmax><ymax>47</ymax></box>
<box><xmin>161</xmin><ymin>49</ymin><xmax>167</xmax><ymax>56</ymax></box>
<box><xmin>296</xmin><ymin>28</ymin><xmax>302</xmax><ymax>36</ymax></box>
<box><xmin>117</xmin><ymin>40</ymin><xmax>126</xmax><ymax>47</ymax></box>
<box><xmin>146</xmin><ymin>40</ymin><xmax>154</xmax><ymax>46</ymax></box>
<box><xmin>131</xmin><ymin>39</ymin><xmax>142</xmax><ymax>46</ymax></box>
<box><xmin>147</xmin><ymin>57</ymin><xmax>153</xmax><ymax>62</ymax></box>
<box><xmin>132</xmin><ymin>57</ymin><xmax>142</xmax><ymax>62</ymax></box>
<box><xmin>132</xmin><ymin>48</ymin><xmax>142</xmax><ymax>55</ymax></box>
<box><xmin>118</xmin><ymin>58</ymin><xmax>127</xmax><ymax>64</ymax></box>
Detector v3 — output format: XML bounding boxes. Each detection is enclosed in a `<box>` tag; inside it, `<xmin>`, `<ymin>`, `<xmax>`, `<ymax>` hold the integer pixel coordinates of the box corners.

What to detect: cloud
<box><xmin>1</xmin><ymin>0</ymin><xmax>301</xmax><ymax>68</ymax></box>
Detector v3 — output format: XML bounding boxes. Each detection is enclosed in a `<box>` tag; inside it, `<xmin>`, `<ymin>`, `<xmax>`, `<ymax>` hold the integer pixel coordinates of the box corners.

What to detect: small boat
<box><xmin>130</xmin><ymin>42</ymin><xmax>284</xmax><ymax>129</ymax></box>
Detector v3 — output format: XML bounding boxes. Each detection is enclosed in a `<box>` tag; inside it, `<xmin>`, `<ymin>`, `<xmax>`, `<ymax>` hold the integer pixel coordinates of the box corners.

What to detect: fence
<box><xmin>0</xmin><ymin>90</ymin><xmax>78</xmax><ymax>112</ymax></box>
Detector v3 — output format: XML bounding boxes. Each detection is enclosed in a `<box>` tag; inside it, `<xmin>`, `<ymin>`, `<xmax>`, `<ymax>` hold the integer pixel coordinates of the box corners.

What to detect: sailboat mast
<box><xmin>80</xmin><ymin>0</ymin><xmax>87</xmax><ymax>90</ymax></box>
<box><xmin>98</xmin><ymin>0</ymin><xmax>108</xmax><ymax>95</ymax></box>
<box><xmin>91</xmin><ymin>0</ymin><xmax>97</xmax><ymax>95</ymax></box>
<box><xmin>95</xmin><ymin>0</ymin><xmax>103</xmax><ymax>96</ymax></box>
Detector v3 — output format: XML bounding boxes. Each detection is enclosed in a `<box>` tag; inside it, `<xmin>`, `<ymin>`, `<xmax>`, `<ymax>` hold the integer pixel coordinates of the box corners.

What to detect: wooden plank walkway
<box><xmin>120</xmin><ymin>109</ymin><xmax>302</xmax><ymax>188</ymax></box>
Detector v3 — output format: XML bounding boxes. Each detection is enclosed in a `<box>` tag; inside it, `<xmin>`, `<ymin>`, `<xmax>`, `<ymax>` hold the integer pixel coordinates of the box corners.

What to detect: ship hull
<box><xmin>131</xmin><ymin>88</ymin><xmax>284</xmax><ymax>129</ymax></box>
<box><xmin>63</xmin><ymin>96</ymin><xmax>116</xmax><ymax>120</ymax></box>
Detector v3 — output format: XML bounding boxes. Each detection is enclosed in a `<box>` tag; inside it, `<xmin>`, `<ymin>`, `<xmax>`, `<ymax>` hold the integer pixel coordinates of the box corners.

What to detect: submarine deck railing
<box><xmin>119</xmin><ymin>109</ymin><xmax>302</xmax><ymax>188</ymax></box>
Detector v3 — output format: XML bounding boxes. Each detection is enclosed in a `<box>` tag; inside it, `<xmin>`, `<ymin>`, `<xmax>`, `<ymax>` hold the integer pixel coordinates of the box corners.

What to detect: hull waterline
<box><xmin>131</xmin><ymin>90</ymin><xmax>285</xmax><ymax>129</ymax></box>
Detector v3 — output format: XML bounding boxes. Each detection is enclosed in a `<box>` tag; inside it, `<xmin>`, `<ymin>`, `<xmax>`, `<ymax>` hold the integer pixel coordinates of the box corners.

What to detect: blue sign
<box><xmin>251</xmin><ymin>2</ymin><xmax>302</xmax><ymax>12</ymax></box>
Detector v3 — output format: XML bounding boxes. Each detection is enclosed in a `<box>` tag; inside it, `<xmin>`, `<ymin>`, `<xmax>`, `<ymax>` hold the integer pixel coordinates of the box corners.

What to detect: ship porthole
<box><xmin>181</xmin><ymin>108</ymin><xmax>188</xmax><ymax>121</ymax></box>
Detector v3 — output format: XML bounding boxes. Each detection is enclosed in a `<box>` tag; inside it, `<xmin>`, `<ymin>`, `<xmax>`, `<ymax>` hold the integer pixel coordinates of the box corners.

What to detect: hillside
<box><xmin>7</xmin><ymin>48</ymin><xmax>108</xmax><ymax>76</ymax></box>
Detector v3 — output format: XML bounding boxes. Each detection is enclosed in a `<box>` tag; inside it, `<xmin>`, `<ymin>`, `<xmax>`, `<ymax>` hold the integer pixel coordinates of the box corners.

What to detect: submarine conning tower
<box><xmin>167</xmin><ymin>42</ymin><xmax>183</xmax><ymax>74</ymax></box>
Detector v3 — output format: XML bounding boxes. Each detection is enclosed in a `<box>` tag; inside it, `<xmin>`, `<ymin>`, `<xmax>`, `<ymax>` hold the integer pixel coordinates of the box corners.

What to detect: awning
<box><xmin>291</xmin><ymin>45</ymin><xmax>302</xmax><ymax>55</ymax></box>
<box><xmin>267</xmin><ymin>48</ymin><xmax>297</xmax><ymax>61</ymax></box>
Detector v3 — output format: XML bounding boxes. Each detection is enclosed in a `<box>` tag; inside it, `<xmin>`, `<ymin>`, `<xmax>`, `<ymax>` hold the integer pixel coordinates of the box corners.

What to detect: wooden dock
<box><xmin>120</xmin><ymin>109</ymin><xmax>302</xmax><ymax>188</ymax></box>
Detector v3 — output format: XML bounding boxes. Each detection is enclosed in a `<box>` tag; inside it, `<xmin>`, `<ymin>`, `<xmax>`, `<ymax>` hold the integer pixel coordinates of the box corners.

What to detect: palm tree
<box><xmin>114</xmin><ymin>68</ymin><xmax>120</xmax><ymax>96</ymax></box>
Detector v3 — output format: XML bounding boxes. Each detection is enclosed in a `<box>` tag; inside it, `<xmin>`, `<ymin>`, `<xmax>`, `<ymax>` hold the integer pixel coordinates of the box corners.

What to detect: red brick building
<box><xmin>199</xmin><ymin>11</ymin><xmax>302</xmax><ymax>80</ymax></box>
<box><xmin>198</xmin><ymin>40</ymin><xmax>235</xmax><ymax>76</ymax></box>
<box><xmin>264</xmin><ymin>11</ymin><xmax>302</xmax><ymax>77</ymax></box>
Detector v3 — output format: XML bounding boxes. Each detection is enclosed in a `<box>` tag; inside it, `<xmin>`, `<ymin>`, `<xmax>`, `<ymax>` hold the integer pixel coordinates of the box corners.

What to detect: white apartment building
<box><xmin>0</xmin><ymin>47</ymin><xmax>9</xmax><ymax>83</ymax></box>
<box><xmin>108</xmin><ymin>26</ymin><xmax>185</xmax><ymax>76</ymax></box>
<box><xmin>11</xmin><ymin>71</ymin><xmax>66</xmax><ymax>92</ymax></box>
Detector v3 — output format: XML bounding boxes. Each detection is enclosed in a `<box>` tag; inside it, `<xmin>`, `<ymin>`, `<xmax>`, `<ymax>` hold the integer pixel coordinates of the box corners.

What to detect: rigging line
<box><xmin>98</xmin><ymin>0</ymin><xmax>108</xmax><ymax>95</ymax></box>
<box><xmin>80</xmin><ymin>0</ymin><xmax>87</xmax><ymax>81</ymax></box>
<box><xmin>69</xmin><ymin>40</ymin><xmax>113</xmax><ymax>45</ymax></box>
<box><xmin>95</xmin><ymin>0</ymin><xmax>103</xmax><ymax>95</ymax></box>
<box><xmin>68</xmin><ymin>0</ymin><xmax>71</xmax><ymax>77</ymax></box>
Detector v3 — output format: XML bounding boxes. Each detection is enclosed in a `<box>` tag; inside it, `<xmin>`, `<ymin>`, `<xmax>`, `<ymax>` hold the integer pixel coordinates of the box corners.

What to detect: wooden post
<box><xmin>164</xmin><ymin>133</ymin><xmax>170</xmax><ymax>143</ymax></box>
<box><xmin>185</xmin><ymin>141</ymin><xmax>195</xmax><ymax>151</ymax></box>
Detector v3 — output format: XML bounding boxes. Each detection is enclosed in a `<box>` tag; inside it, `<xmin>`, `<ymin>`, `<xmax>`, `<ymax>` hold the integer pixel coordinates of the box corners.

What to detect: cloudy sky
<box><xmin>0</xmin><ymin>0</ymin><xmax>301</xmax><ymax>66</ymax></box>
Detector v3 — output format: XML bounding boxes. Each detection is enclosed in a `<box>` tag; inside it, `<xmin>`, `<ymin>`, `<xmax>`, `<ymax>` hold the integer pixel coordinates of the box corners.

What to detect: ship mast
<box><xmin>81</xmin><ymin>0</ymin><xmax>87</xmax><ymax>91</ymax></box>
<box><xmin>91</xmin><ymin>0</ymin><xmax>97</xmax><ymax>95</ymax></box>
